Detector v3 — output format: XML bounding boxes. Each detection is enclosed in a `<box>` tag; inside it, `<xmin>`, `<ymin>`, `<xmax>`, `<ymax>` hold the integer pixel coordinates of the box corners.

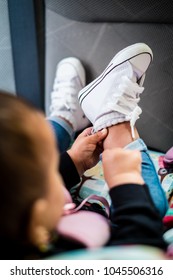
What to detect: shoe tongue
<box><xmin>129</xmin><ymin>62</ymin><xmax>144</xmax><ymax>84</ymax></box>
<box><xmin>128</xmin><ymin>62</ymin><xmax>145</xmax><ymax>85</ymax></box>
<box><xmin>132</xmin><ymin>68</ymin><xmax>145</xmax><ymax>86</ymax></box>
<box><xmin>124</xmin><ymin>61</ymin><xmax>136</xmax><ymax>82</ymax></box>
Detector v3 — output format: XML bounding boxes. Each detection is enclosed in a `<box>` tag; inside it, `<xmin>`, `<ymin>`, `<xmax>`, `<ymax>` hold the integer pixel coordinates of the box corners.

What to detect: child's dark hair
<box><xmin>0</xmin><ymin>91</ymin><xmax>49</xmax><ymax>257</ymax></box>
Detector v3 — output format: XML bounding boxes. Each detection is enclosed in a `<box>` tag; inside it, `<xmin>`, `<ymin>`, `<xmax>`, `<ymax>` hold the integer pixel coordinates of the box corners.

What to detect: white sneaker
<box><xmin>78</xmin><ymin>43</ymin><xmax>153</xmax><ymax>138</ymax></box>
<box><xmin>50</xmin><ymin>57</ymin><xmax>90</xmax><ymax>131</ymax></box>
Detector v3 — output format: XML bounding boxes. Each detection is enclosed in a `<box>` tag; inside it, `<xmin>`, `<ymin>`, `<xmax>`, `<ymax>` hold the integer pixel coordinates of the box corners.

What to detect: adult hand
<box><xmin>67</xmin><ymin>127</ymin><xmax>107</xmax><ymax>176</ymax></box>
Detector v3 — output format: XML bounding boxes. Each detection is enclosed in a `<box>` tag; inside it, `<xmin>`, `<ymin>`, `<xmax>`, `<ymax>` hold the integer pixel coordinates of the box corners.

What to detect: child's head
<box><xmin>0</xmin><ymin>92</ymin><xmax>64</xmax><ymax>255</ymax></box>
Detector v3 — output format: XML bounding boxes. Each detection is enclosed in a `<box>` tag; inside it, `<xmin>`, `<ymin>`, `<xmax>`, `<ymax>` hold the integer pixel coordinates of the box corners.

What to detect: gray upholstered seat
<box><xmin>45</xmin><ymin>0</ymin><xmax>173</xmax><ymax>152</ymax></box>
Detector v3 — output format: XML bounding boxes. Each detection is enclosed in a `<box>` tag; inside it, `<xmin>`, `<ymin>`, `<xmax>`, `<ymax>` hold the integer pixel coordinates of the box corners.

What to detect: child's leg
<box><xmin>79</xmin><ymin>43</ymin><xmax>168</xmax><ymax>217</ymax></box>
<box><xmin>103</xmin><ymin>124</ymin><xmax>168</xmax><ymax>217</ymax></box>
<box><xmin>47</xmin><ymin>57</ymin><xmax>90</xmax><ymax>153</ymax></box>
<box><xmin>132</xmin><ymin>140</ymin><xmax>169</xmax><ymax>217</ymax></box>
<box><xmin>47</xmin><ymin>116</ymin><xmax>74</xmax><ymax>153</ymax></box>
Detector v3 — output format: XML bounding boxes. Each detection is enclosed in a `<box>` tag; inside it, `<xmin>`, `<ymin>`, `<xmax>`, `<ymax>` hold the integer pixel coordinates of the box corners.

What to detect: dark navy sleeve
<box><xmin>108</xmin><ymin>183</ymin><xmax>167</xmax><ymax>250</ymax></box>
<box><xmin>59</xmin><ymin>152</ymin><xmax>81</xmax><ymax>190</ymax></box>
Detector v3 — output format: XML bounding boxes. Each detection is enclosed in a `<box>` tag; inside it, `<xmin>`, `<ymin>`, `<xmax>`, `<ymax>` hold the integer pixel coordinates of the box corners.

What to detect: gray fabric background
<box><xmin>45</xmin><ymin>2</ymin><xmax>173</xmax><ymax>152</ymax></box>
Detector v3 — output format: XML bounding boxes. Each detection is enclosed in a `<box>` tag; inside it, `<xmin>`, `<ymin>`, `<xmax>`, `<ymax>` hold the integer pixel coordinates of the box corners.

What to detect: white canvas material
<box><xmin>78</xmin><ymin>43</ymin><xmax>153</xmax><ymax>138</ymax></box>
<box><xmin>50</xmin><ymin>57</ymin><xmax>89</xmax><ymax>131</ymax></box>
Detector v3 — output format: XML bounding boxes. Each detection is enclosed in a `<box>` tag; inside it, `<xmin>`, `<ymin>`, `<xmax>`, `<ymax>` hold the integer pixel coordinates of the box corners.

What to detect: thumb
<box><xmin>88</xmin><ymin>128</ymin><xmax>108</xmax><ymax>144</ymax></box>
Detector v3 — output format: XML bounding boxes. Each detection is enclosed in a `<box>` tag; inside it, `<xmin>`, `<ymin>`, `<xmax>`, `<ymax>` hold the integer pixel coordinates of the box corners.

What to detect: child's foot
<box><xmin>50</xmin><ymin>57</ymin><xmax>90</xmax><ymax>132</ymax></box>
<box><xmin>78</xmin><ymin>43</ymin><xmax>153</xmax><ymax>138</ymax></box>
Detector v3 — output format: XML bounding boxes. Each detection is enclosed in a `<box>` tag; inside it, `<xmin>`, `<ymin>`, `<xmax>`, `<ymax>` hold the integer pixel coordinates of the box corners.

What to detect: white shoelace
<box><xmin>107</xmin><ymin>76</ymin><xmax>144</xmax><ymax>138</ymax></box>
<box><xmin>50</xmin><ymin>80</ymin><xmax>78</xmax><ymax>113</ymax></box>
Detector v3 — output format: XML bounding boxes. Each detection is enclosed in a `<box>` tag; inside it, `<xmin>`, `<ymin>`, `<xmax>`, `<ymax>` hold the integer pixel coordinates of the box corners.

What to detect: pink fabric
<box><xmin>167</xmin><ymin>244</ymin><xmax>173</xmax><ymax>259</ymax></box>
<box><xmin>57</xmin><ymin>186</ymin><xmax>110</xmax><ymax>248</ymax></box>
<box><xmin>164</xmin><ymin>147</ymin><xmax>173</xmax><ymax>165</ymax></box>
<box><xmin>57</xmin><ymin>211</ymin><xmax>110</xmax><ymax>248</ymax></box>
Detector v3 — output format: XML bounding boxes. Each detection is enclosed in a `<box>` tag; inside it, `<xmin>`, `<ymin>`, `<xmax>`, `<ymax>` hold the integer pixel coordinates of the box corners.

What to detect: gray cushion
<box><xmin>46</xmin><ymin>0</ymin><xmax>173</xmax><ymax>23</ymax></box>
